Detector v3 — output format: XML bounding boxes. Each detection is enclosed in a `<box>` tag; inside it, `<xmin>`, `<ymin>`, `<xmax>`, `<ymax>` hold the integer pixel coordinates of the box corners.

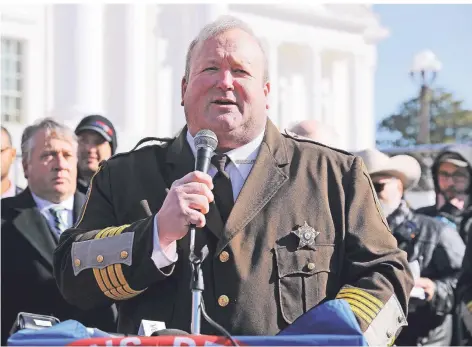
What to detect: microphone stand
<box><xmin>189</xmin><ymin>224</ymin><xmax>208</xmax><ymax>335</ymax></box>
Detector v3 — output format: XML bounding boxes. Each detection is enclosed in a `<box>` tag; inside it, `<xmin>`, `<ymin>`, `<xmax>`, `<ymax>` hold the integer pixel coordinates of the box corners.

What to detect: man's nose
<box><xmin>55</xmin><ymin>154</ymin><xmax>70</xmax><ymax>170</ymax></box>
<box><xmin>81</xmin><ymin>141</ymin><xmax>93</xmax><ymax>150</ymax></box>
<box><xmin>443</xmin><ymin>176</ymin><xmax>455</xmax><ymax>185</ymax></box>
<box><xmin>81</xmin><ymin>143</ymin><xmax>97</xmax><ymax>155</ymax></box>
<box><xmin>216</xmin><ymin>70</ymin><xmax>235</xmax><ymax>90</ymax></box>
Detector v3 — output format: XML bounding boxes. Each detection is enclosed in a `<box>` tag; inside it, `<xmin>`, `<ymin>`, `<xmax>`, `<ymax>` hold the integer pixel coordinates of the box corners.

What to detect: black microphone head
<box><xmin>194</xmin><ymin>129</ymin><xmax>218</xmax><ymax>152</ymax></box>
<box><xmin>150</xmin><ymin>328</ymin><xmax>190</xmax><ymax>336</ymax></box>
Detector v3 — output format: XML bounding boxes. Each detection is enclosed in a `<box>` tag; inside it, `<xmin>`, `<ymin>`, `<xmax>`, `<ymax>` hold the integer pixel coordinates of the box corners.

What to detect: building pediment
<box><xmin>228</xmin><ymin>4</ymin><xmax>389</xmax><ymax>43</ymax></box>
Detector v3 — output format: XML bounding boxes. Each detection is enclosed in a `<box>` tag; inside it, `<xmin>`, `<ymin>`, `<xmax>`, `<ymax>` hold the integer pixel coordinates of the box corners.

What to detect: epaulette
<box><xmin>281</xmin><ymin>128</ymin><xmax>353</xmax><ymax>156</ymax></box>
<box><xmin>131</xmin><ymin>136</ymin><xmax>174</xmax><ymax>151</ymax></box>
<box><xmin>97</xmin><ymin>136</ymin><xmax>175</xmax><ymax>168</ymax></box>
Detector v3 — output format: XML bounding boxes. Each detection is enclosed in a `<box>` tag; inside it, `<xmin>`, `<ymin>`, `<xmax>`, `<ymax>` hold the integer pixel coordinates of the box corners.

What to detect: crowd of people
<box><xmin>1</xmin><ymin>116</ymin><xmax>119</xmax><ymax>344</ymax></box>
<box><xmin>1</xmin><ymin>14</ymin><xmax>472</xmax><ymax>346</ymax></box>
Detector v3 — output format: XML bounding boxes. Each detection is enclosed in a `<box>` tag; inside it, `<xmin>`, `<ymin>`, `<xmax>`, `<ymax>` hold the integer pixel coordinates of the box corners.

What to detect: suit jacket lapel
<box><xmin>12</xmin><ymin>189</ymin><xmax>56</xmax><ymax>268</ymax></box>
<box><xmin>216</xmin><ymin>120</ymin><xmax>290</xmax><ymax>254</ymax></box>
<box><xmin>165</xmin><ymin>127</ymin><xmax>224</xmax><ymax>240</ymax></box>
<box><xmin>73</xmin><ymin>191</ymin><xmax>86</xmax><ymax>224</ymax></box>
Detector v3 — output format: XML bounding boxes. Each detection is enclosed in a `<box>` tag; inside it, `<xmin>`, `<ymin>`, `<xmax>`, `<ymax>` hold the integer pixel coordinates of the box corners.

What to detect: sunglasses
<box><xmin>373</xmin><ymin>182</ymin><xmax>385</xmax><ymax>193</ymax></box>
<box><xmin>438</xmin><ymin>170</ymin><xmax>470</xmax><ymax>184</ymax></box>
<box><xmin>372</xmin><ymin>177</ymin><xmax>397</xmax><ymax>193</ymax></box>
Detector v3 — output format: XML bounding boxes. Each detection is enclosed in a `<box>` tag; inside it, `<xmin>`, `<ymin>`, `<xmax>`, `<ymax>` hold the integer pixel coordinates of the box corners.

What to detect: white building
<box><xmin>1</xmin><ymin>3</ymin><xmax>388</xmax><ymax>186</ymax></box>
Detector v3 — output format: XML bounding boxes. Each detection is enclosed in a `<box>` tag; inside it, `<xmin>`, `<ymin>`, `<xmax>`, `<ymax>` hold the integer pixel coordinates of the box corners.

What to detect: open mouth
<box><xmin>213</xmin><ymin>99</ymin><xmax>237</xmax><ymax>106</ymax></box>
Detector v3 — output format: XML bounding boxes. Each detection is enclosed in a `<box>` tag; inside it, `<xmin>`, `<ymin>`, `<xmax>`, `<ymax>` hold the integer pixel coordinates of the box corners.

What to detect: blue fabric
<box><xmin>435</xmin><ymin>215</ymin><xmax>457</xmax><ymax>229</ymax></box>
<box><xmin>279</xmin><ymin>299</ymin><xmax>364</xmax><ymax>337</ymax></box>
<box><xmin>7</xmin><ymin>320</ymin><xmax>109</xmax><ymax>346</ymax></box>
<box><xmin>8</xmin><ymin>299</ymin><xmax>366</xmax><ymax>346</ymax></box>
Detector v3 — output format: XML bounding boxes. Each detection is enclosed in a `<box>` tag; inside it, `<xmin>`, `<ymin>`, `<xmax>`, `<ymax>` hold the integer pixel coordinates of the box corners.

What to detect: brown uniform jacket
<box><xmin>54</xmin><ymin>120</ymin><xmax>413</xmax><ymax>345</ymax></box>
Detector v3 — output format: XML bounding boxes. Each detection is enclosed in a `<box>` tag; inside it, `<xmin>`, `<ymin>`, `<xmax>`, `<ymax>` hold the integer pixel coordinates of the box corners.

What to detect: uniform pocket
<box><xmin>274</xmin><ymin>245</ymin><xmax>336</xmax><ymax>324</ymax></box>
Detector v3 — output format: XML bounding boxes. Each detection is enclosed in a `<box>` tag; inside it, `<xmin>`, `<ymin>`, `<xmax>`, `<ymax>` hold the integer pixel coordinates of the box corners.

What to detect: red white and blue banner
<box><xmin>8</xmin><ymin>299</ymin><xmax>367</xmax><ymax>346</ymax></box>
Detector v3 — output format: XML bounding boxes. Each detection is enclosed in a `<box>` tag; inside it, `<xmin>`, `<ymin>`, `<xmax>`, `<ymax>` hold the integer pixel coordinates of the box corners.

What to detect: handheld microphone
<box><xmin>190</xmin><ymin>129</ymin><xmax>217</xmax><ymax>259</ymax></box>
<box><xmin>189</xmin><ymin>129</ymin><xmax>218</xmax><ymax>335</ymax></box>
<box><xmin>194</xmin><ymin>129</ymin><xmax>218</xmax><ymax>173</ymax></box>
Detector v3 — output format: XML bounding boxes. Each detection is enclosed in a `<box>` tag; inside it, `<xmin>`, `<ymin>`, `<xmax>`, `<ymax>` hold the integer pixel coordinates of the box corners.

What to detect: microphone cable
<box><xmin>199</xmin><ymin>299</ymin><xmax>239</xmax><ymax>347</ymax></box>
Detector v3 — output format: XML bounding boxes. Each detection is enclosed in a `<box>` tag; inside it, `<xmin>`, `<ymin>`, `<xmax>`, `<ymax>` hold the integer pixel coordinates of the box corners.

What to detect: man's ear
<box><xmin>264</xmin><ymin>81</ymin><xmax>271</xmax><ymax>110</ymax></box>
<box><xmin>396</xmin><ymin>178</ymin><xmax>404</xmax><ymax>193</ymax></box>
<box><xmin>181</xmin><ymin>77</ymin><xmax>187</xmax><ymax>106</ymax></box>
<box><xmin>22</xmin><ymin>158</ymin><xmax>28</xmax><ymax>179</ymax></box>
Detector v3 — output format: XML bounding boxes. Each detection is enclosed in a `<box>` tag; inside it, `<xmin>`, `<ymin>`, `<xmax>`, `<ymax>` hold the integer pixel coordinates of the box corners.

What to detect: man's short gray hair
<box><xmin>21</xmin><ymin>118</ymin><xmax>77</xmax><ymax>163</ymax></box>
<box><xmin>184</xmin><ymin>15</ymin><xmax>269</xmax><ymax>83</ymax></box>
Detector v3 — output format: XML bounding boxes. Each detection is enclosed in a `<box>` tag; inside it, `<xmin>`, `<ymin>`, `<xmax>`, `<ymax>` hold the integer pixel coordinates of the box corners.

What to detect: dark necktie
<box><xmin>49</xmin><ymin>206</ymin><xmax>68</xmax><ymax>236</ymax></box>
<box><xmin>211</xmin><ymin>154</ymin><xmax>234</xmax><ymax>224</ymax></box>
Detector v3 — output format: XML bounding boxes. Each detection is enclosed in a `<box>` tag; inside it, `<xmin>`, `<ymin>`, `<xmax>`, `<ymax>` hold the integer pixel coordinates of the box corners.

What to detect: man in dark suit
<box><xmin>1</xmin><ymin>118</ymin><xmax>116</xmax><ymax>345</ymax></box>
<box><xmin>54</xmin><ymin>16</ymin><xmax>413</xmax><ymax>346</ymax></box>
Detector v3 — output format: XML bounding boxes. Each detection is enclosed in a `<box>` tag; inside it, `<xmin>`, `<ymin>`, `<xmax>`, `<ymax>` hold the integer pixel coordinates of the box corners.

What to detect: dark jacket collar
<box><xmin>5</xmin><ymin>188</ymin><xmax>85</xmax><ymax>268</ymax></box>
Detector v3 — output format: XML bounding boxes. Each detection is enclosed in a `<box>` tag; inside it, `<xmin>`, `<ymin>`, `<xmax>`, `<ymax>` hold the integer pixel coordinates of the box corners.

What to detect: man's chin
<box><xmin>44</xmin><ymin>186</ymin><xmax>75</xmax><ymax>202</ymax></box>
<box><xmin>55</xmin><ymin>187</ymin><xmax>74</xmax><ymax>196</ymax></box>
<box><xmin>443</xmin><ymin>192</ymin><xmax>458</xmax><ymax>201</ymax></box>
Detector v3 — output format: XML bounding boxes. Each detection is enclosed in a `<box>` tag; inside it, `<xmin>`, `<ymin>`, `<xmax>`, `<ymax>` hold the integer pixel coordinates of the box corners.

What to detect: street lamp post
<box><xmin>409</xmin><ymin>50</ymin><xmax>442</xmax><ymax>144</ymax></box>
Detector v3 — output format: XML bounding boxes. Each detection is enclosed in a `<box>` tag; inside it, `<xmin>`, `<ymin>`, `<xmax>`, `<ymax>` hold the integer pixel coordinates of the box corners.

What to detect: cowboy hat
<box><xmin>355</xmin><ymin>148</ymin><xmax>421</xmax><ymax>191</ymax></box>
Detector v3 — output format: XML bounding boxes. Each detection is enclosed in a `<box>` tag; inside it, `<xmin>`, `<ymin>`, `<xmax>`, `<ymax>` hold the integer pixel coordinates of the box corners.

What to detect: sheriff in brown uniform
<box><xmin>53</xmin><ymin>15</ymin><xmax>413</xmax><ymax>345</ymax></box>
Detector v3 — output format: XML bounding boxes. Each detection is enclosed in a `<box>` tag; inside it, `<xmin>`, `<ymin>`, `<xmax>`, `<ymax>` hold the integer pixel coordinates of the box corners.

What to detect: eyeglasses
<box><xmin>438</xmin><ymin>170</ymin><xmax>470</xmax><ymax>184</ymax></box>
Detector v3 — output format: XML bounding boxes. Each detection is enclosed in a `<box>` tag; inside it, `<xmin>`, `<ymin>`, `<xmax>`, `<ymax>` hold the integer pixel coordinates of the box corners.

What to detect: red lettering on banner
<box><xmin>68</xmin><ymin>336</ymin><xmax>242</xmax><ymax>346</ymax></box>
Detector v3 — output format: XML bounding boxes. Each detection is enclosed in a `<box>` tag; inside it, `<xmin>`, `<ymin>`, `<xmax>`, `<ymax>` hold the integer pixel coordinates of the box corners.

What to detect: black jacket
<box><xmin>417</xmin><ymin>145</ymin><xmax>472</xmax><ymax>240</ymax></box>
<box><xmin>76</xmin><ymin>175</ymin><xmax>89</xmax><ymax>195</ymax></box>
<box><xmin>390</xmin><ymin>201</ymin><xmax>465</xmax><ymax>346</ymax></box>
<box><xmin>1</xmin><ymin>188</ymin><xmax>117</xmax><ymax>344</ymax></box>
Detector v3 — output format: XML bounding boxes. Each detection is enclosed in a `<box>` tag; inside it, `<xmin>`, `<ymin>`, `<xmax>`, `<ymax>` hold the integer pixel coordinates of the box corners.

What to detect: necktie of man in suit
<box><xmin>49</xmin><ymin>206</ymin><xmax>68</xmax><ymax>236</ymax></box>
<box><xmin>211</xmin><ymin>154</ymin><xmax>234</xmax><ymax>224</ymax></box>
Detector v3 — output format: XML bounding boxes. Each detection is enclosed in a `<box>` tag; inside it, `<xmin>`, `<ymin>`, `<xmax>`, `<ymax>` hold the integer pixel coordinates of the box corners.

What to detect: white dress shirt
<box><xmin>31</xmin><ymin>192</ymin><xmax>74</xmax><ymax>236</ymax></box>
<box><xmin>151</xmin><ymin>130</ymin><xmax>265</xmax><ymax>269</ymax></box>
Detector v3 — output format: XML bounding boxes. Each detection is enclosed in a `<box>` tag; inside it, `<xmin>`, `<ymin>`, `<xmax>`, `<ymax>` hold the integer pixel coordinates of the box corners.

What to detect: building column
<box><xmin>311</xmin><ymin>46</ymin><xmax>323</xmax><ymax>121</ymax></box>
<box><xmin>148</xmin><ymin>5</ymin><xmax>173</xmax><ymax>138</ymax></box>
<box><xmin>76</xmin><ymin>4</ymin><xmax>104</xmax><ymax>113</ymax></box>
<box><xmin>51</xmin><ymin>4</ymin><xmax>105</xmax><ymax>123</ymax></box>
<box><xmin>268</xmin><ymin>40</ymin><xmax>280</xmax><ymax>127</ymax></box>
<box><xmin>123</xmin><ymin>3</ymin><xmax>148</xmax><ymax>149</ymax></box>
<box><xmin>154</xmin><ymin>35</ymin><xmax>174</xmax><ymax>138</ymax></box>
<box><xmin>331</xmin><ymin>56</ymin><xmax>350</xmax><ymax>150</ymax></box>
<box><xmin>352</xmin><ymin>50</ymin><xmax>376</xmax><ymax>151</ymax></box>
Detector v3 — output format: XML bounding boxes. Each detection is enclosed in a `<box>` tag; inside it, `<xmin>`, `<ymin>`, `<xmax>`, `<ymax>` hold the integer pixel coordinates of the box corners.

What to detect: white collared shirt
<box><xmin>185</xmin><ymin>130</ymin><xmax>264</xmax><ymax>201</ymax></box>
<box><xmin>151</xmin><ymin>130</ymin><xmax>265</xmax><ymax>269</ymax></box>
<box><xmin>31</xmin><ymin>192</ymin><xmax>74</xmax><ymax>236</ymax></box>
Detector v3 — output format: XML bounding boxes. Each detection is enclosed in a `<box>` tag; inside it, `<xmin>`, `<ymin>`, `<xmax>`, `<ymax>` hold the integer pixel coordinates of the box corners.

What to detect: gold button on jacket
<box><xmin>219</xmin><ymin>251</ymin><xmax>230</xmax><ymax>262</ymax></box>
<box><xmin>218</xmin><ymin>295</ymin><xmax>229</xmax><ymax>307</ymax></box>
